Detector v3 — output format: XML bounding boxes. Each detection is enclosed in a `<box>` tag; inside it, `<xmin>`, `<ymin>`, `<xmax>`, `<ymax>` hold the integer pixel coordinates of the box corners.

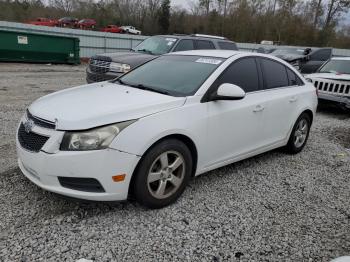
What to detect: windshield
<box><xmin>116</xmin><ymin>55</ymin><xmax>224</xmax><ymax>96</ymax></box>
<box><xmin>271</xmin><ymin>48</ymin><xmax>305</xmax><ymax>56</ymax></box>
<box><xmin>319</xmin><ymin>59</ymin><xmax>350</xmax><ymax>74</ymax></box>
<box><xmin>133</xmin><ymin>36</ymin><xmax>178</xmax><ymax>55</ymax></box>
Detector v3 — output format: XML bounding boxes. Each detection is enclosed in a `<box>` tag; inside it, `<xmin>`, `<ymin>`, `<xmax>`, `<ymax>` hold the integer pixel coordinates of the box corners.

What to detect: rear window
<box><xmin>286</xmin><ymin>68</ymin><xmax>303</xmax><ymax>86</ymax></box>
<box><xmin>218</xmin><ymin>41</ymin><xmax>237</xmax><ymax>50</ymax></box>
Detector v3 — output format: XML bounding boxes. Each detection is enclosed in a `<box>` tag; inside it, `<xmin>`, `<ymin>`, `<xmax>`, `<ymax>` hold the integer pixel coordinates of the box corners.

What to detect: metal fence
<box><xmin>1</xmin><ymin>20</ymin><xmax>350</xmax><ymax>58</ymax></box>
<box><xmin>0</xmin><ymin>21</ymin><xmax>147</xmax><ymax>58</ymax></box>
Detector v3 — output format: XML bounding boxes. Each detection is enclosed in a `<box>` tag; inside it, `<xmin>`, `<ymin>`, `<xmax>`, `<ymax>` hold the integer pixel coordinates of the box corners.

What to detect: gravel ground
<box><xmin>0</xmin><ymin>63</ymin><xmax>349</xmax><ymax>262</ymax></box>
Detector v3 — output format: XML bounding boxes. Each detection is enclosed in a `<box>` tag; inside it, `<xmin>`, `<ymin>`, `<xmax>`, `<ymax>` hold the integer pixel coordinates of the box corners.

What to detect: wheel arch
<box><xmin>301</xmin><ymin>109</ymin><xmax>314</xmax><ymax>125</ymax></box>
<box><xmin>128</xmin><ymin>133</ymin><xmax>198</xmax><ymax>198</ymax></box>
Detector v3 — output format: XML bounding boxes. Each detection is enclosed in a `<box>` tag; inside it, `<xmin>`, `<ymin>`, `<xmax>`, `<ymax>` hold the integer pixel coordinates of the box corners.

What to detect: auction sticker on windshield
<box><xmin>195</xmin><ymin>58</ymin><xmax>223</xmax><ymax>65</ymax></box>
<box><xmin>166</xmin><ymin>38</ymin><xmax>177</xmax><ymax>46</ymax></box>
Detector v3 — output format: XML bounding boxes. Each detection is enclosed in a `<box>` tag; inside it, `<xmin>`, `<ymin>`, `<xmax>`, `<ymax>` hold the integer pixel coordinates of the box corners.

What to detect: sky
<box><xmin>171</xmin><ymin>0</ymin><xmax>192</xmax><ymax>9</ymax></box>
<box><xmin>171</xmin><ymin>0</ymin><xmax>349</xmax><ymax>26</ymax></box>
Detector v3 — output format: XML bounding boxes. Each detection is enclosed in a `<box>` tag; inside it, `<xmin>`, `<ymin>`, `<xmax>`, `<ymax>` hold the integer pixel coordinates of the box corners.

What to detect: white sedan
<box><xmin>16</xmin><ymin>50</ymin><xmax>318</xmax><ymax>208</ymax></box>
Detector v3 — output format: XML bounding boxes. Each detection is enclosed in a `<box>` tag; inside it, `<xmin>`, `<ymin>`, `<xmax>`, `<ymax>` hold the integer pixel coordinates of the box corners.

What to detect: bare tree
<box><xmin>324</xmin><ymin>0</ymin><xmax>350</xmax><ymax>29</ymax></box>
<box><xmin>49</xmin><ymin>0</ymin><xmax>74</xmax><ymax>13</ymax></box>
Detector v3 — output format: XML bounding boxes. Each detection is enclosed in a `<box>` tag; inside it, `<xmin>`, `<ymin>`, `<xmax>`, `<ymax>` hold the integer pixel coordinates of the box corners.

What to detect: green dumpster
<box><xmin>0</xmin><ymin>30</ymin><xmax>80</xmax><ymax>64</ymax></box>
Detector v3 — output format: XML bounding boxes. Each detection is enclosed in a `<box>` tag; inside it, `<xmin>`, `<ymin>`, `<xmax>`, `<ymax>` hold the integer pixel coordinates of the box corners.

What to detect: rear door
<box><xmin>258</xmin><ymin>58</ymin><xmax>303</xmax><ymax>145</ymax></box>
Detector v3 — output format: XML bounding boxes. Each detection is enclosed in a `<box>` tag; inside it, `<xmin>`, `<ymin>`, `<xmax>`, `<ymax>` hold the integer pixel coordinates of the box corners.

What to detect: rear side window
<box><xmin>218</xmin><ymin>41</ymin><xmax>237</xmax><ymax>50</ymax></box>
<box><xmin>286</xmin><ymin>68</ymin><xmax>303</xmax><ymax>86</ymax></box>
<box><xmin>196</xmin><ymin>40</ymin><xmax>215</xmax><ymax>50</ymax></box>
<box><xmin>260</xmin><ymin>58</ymin><xmax>289</xmax><ymax>89</ymax></box>
<box><xmin>310</xmin><ymin>49</ymin><xmax>331</xmax><ymax>61</ymax></box>
<box><xmin>215</xmin><ymin>58</ymin><xmax>260</xmax><ymax>93</ymax></box>
<box><xmin>174</xmin><ymin>40</ymin><xmax>195</xmax><ymax>52</ymax></box>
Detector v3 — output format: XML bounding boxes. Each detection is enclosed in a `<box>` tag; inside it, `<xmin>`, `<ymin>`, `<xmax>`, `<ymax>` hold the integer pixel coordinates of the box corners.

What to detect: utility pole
<box><xmin>222</xmin><ymin>0</ymin><xmax>227</xmax><ymax>36</ymax></box>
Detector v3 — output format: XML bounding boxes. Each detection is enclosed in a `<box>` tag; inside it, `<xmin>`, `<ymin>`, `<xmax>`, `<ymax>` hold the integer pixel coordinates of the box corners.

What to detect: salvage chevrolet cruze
<box><xmin>17</xmin><ymin>50</ymin><xmax>318</xmax><ymax>208</ymax></box>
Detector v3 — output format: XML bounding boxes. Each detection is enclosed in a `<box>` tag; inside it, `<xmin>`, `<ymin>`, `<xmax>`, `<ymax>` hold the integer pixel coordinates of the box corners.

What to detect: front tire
<box><xmin>132</xmin><ymin>139</ymin><xmax>192</xmax><ymax>209</ymax></box>
<box><xmin>285</xmin><ymin>113</ymin><xmax>311</xmax><ymax>154</ymax></box>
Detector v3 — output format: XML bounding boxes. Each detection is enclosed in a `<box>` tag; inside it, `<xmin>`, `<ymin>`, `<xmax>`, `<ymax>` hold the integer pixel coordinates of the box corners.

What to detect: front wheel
<box><xmin>132</xmin><ymin>139</ymin><xmax>192</xmax><ymax>209</ymax></box>
<box><xmin>285</xmin><ymin>113</ymin><xmax>311</xmax><ymax>154</ymax></box>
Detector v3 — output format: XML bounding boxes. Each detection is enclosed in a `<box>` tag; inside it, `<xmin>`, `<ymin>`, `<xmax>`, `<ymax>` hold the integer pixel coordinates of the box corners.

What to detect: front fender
<box><xmin>109</xmin><ymin>103</ymin><xmax>206</xmax><ymax>159</ymax></box>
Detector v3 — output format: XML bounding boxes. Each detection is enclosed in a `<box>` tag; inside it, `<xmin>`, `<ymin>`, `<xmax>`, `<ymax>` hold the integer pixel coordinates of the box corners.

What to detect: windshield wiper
<box><xmin>137</xmin><ymin>49</ymin><xmax>154</xmax><ymax>55</ymax></box>
<box><xmin>115</xmin><ymin>78</ymin><xmax>125</xmax><ymax>85</ymax></box>
<box><xmin>131</xmin><ymin>83</ymin><xmax>170</xmax><ymax>95</ymax></box>
<box><xmin>115</xmin><ymin>79</ymin><xmax>169</xmax><ymax>95</ymax></box>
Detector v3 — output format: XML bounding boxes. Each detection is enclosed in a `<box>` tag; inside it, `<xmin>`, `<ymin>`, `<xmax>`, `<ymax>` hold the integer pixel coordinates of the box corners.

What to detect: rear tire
<box><xmin>285</xmin><ymin>113</ymin><xmax>311</xmax><ymax>154</ymax></box>
<box><xmin>132</xmin><ymin>139</ymin><xmax>192</xmax><ymax>209</ymax></box>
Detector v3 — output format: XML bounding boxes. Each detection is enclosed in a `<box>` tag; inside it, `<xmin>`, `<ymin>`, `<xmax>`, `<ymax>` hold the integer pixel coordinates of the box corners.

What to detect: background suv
<box><xmin>86</xmin><ymin>34</ymin><xmax>238</xmax><ymax>83</ymax></box>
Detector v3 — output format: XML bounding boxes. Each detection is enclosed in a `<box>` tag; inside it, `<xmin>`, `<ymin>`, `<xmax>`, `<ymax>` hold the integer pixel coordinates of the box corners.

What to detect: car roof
<box><xmin>166</xmin><ymin>50</ymin><xmax>300</xmax><ymax>68</ymax></box>
<box><xmin>167</xmin><ymin>50</ymin><xmax>243</xmax><ymax>58</ymax></box>
<box><xmin>332</xmin><ymin>57</ymin><xmax>350</xmax><ymax>61</ymax></box>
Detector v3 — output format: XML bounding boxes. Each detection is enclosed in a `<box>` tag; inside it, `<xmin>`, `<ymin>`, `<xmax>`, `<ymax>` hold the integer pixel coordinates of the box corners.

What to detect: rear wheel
<box><xmin>132</xmin><ymin>139</ymin><xmax>192</xmax><ymax>209</ymax></box>
<box><xmin>285</xmin><ymin>113</ymin><xmax>311</xmax><ymax>154</ymax></box>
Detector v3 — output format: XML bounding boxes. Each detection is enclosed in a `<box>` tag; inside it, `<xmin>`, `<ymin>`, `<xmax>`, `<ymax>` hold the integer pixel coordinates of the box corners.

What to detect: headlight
<box><xmin>305</xmin><ymin>78</ymin><xmax>313</xmax><ymax>83</ymax></box>
<box><xmin>60</xmin><ymin>120</ymin><xmax>136</xmax><ymax>151</ymax></box>
<box><xmin>109</xmin><ymin>62</ymin><xmax>131</xmax><ymax>73</ymax></box>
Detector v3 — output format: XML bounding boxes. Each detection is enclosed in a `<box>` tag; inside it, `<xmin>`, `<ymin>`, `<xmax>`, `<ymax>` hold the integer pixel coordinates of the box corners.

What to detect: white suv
<box><xmin>16</xmin><ymin>50</ymin><xmax>318</xmax><ymax>208</ymax></box>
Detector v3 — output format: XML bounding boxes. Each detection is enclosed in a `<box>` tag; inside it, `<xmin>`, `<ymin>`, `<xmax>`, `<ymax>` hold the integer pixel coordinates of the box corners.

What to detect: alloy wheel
<box><xmin>294</xmin><ymin>118</ymin><xmax>309</xmax><ymax>148</ymax></box>
<box><xmin>147</xmin><ymin>150</ymin><xmax>185</xmax><ymax>199</ymax></box>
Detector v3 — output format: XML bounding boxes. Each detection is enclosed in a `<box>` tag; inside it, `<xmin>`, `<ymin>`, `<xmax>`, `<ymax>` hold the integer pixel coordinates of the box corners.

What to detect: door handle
<box><xmin>289</xmin><ymin>96</ymin><xmax>298</xmax><ymax>103</ymax></box>
<box><xmin>253</xmin><ymin>105</ymin><xmax>265</xmax><ymax>113</ymax></box>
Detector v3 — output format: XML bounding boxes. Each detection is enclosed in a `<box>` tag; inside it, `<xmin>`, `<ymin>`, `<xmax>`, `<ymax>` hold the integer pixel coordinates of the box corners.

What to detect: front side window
<box><xmin>174</xmin><ymin>40</ymin><xmax>195</xmax><ymax>52</ymax></box>
<box><xmin>196</xmin><ymin>40</ymin><xmax>215</xmax><ymax>50</ymax></box>
<box><xmin>133</xmin><ymin>36</ymin><xmax>178</xmax><ymax>55</ymax></box>
<box><xmin>117</xmin><ymin>55</ymin><xmax>223</xmax><ymax>96</ymax></box>
<box><xmin>319</xmin><ymin>59</ymin><xmax>350</xmax><ymax>74</ymax></box>
<box><xmin>214</xmin><ymin>57</ymin><xmax>260</xmax><ymax>93</ymax></box>
<box><xmin>260</xmin><ymin>58</ymin><xmax>289</xmax><ymax>89</ymax></box>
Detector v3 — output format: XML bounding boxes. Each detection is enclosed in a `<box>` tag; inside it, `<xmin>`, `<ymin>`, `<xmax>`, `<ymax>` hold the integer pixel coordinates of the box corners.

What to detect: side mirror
<box><xmin>211</xmin><ymin>83</ymin><xmax>246</xmax><ymax>101</ymax></box>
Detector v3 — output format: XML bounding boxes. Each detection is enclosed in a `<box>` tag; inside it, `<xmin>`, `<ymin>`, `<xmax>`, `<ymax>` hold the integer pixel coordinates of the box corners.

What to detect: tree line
<box><xmin>0</xmin><ymin>0</ymin><xmax>349</xmax><ymax>48</ymax></box>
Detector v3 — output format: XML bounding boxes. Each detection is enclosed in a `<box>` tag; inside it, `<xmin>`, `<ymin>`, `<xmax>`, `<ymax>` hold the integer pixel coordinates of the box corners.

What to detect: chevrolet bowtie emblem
<box><xmin>24</xmin><ymin>119</ymin><xmax>35</xmax><ymax>133</ymax></box>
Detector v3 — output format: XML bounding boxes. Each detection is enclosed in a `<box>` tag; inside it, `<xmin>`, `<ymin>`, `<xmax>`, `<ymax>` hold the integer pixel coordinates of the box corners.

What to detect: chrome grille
<box><xmin>18</xmin><ymin>123</ymin><xmax>49</xmax><ymax>152</ymax></box>
<box><xmin>311</xmin><ymin>79</ymin><xmax>350</xmax><ymax>96</ymax></box>
<box><xmin>89</xmin><ymin>59</ymin><xmax>111</xmax><ymax>73</ymax></box>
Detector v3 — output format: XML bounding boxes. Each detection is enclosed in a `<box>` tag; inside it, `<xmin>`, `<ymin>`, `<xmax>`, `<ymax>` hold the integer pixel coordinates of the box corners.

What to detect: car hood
<box><xmin>305</xmin><ymin>72</ymin><xmax>350</xmax><ymax>81</ymax></box>
<box><xmin>273</xmin><ymin>53</ymin><xmax>305</xmax><ymax>62</ymax></box>
<box><xmin>96</xmin><ymin>51</ymin><xmax>156</xmax><ymax>68</ymax></box>
<box><xmin>28</xmin><ymin>82</ymin><xmax>186</xmax><ymax>130</ymax></box>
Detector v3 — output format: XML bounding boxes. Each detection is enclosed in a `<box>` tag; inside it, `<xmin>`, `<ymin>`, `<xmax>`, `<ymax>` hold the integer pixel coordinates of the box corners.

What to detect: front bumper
<box><xmin>86</xmin><ymin>67</ymin><xmax>121</xmax><ymax>83</ymax></box>
<box><xmin>318</xmin><ymin>92</ymin><xmax>350</xmax><ymax>109</ymax></box>
<box><xmin>16</xmin><ymin>123</ymin><xmax>140</xmax><ymax>201</ymax></box>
